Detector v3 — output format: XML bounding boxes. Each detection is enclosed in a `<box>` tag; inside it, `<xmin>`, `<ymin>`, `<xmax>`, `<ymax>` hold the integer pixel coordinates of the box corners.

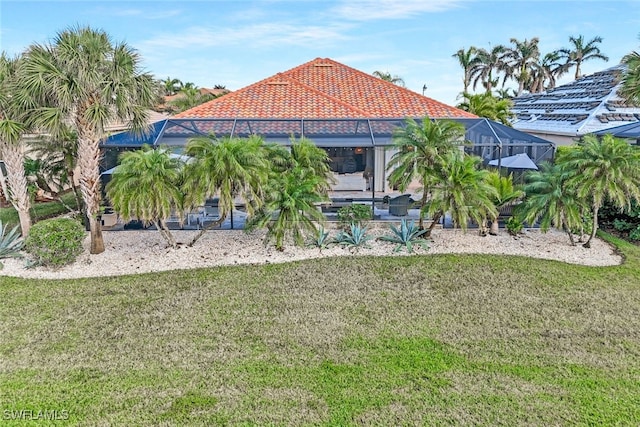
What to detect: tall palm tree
<box><xmin>387</xmin><ymin>117</ymin><xmax>466</xmax><ymax>230</ymax></box>
<box><xmin>423</xmin><ymin>152</ymin><xmax>498</xmax><ymax>237</ymax></box>
<box><xmin>0</xmin><ymin>53</ymin><xmax>31</xmax><ymax>236</ymax></box>
<box><xmin>469</xmin><ymin>44</ymin><xmax>508</xmax><ymax>93</ymax></box>
<box><xmin>560</xmin><ymin>134</ymin><xmax>640</xmax><ymax>248</ymax></box>
<box><xmin>372</xmin><ymin>70</ymin><xmax>405</xmax><ymax>87</ymax></box>
<box><xmin>452</xmin><ymin>47</ymin><xmax>479</xmax><ymax>94</ymax></box>
<box><xmin>456</xmin><ymin>92</ymin><xmax>514</xmax><ymax>126</ymax></box>
<box><xmin>518</xmin><ymin>162</ymin><xmax>584</xmax><ymax>246</ymax></box>
<box><xmin>182</xmin><ymin>134</ymin><xmax>269</xmax><ymax>246</ymax></box>
<box><xmin>504</xmin><ymin>37</ymin><xmax>540</xmax><ymax>96</ymax></box>
<box><xmin>620</xmin><ymin>46</ymin><xmax>640</xmax><ymax>105</ymax></box>
<box><xmin>106</xmin><ymin>146</ymin><xmax>184</xmax><ymax>248</ymax></box>
<box><xmin>19</xmin><ymin>26</ymin><xmax>157</xmax><ymax>254</ymax></box>
<box><xmin>558</xmin><ymin>35</ymin><xmax>609</xmax><ymax>80</ymax></box>
<box><xmin>529</xmin><ymin>51</ymin><xmax>569</xmax><ymax>93</ymax></box>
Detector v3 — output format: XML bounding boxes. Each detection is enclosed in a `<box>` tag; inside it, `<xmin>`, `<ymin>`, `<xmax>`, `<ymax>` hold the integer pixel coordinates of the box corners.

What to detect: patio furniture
<box><xmin>389</xmin><ymin>194</ymin><xmax>412</xmax><ymax>216</ymax></box>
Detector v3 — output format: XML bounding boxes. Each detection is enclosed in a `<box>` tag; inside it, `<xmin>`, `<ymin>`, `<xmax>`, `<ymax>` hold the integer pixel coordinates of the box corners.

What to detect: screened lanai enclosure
<box><xmin>101</xmin><ymin>117</ymin><xmax>555</xmax><ymax>229</ymax></box>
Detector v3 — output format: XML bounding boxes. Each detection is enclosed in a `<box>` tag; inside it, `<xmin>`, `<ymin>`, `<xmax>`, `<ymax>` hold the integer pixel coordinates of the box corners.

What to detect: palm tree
<box><xmin>106</xmin><ymin>146</ymin><xmax>184</xmax><ymax>248</ymax></box>
<box><xmin>456</xmin><ymin>92</ymin><xmax>514</xmax><ymax>126</ymax></box>
<box><xmin>287</xmin><ymin>137</ymin><xmax>335</xmax><ymax>194</ymax></box>
<box><xmin>495</xmin><ymin>88</ymin><xmax>517</xmax><ymax>100</ymax></box>
<box><xmin>247</xmin><ymin>164</ymin><xmax>328</xmax><ymax>251</ymax></box>
<box><xmin>518</xmin><ymin>162</ymin><xmax>584</xmax><ymax>246</ymax></box>
<box><xmin>485</xmin><ymin>171</ymin><xmax>524</xmax><ymax>235</ymax></box>
<box><xmin>452</xmin><ymin>47</ymin><xmax>479</xmax><ymax>94</ymax></box>
<box><xmin>504</xmin><ymin>37</ymin><xmax>540</xmax><ymax>96</ymax></box>
<box><xmin>423</xmin><ymin>152</ymin><xmax>498</xmax><ymax>237</ymax></box>
<box><xmin>387</xmin><ymin>117</ymin><xmax>466</xmax><ymax>230</ymax></box>
<box><xmin>28</xmin><ymin>125</ymin><xmax>84</xmax><ymax>214</ymax></box>
<box><xmin>620</xmin><ymin>45</ymin><xmax>640</xmax><ymax>105</ymax></box>
<box><xmin>167</xmin><ymin>86</ymin><xmax>216</xmax><ymax>113</ymax></box>
<box><xmin>0</xmin><ymin>53</ymin><xmax>31</xmax><ymax>236</ymax></box>
<box><xmin>19</xmin><ymin>26</ymin><xmax>157</xmax><ymax>254</ymax></box>
<box><xmin>529</xmin><ymin>51</ymin><xmax>569</xmax><ymax>93</ymax></box>
<box><xmin>560</xmin><ymin>134</ymin><xmax>640</xmax><ymax>248</ymax></box>
<box><xmin>372</xmin><ymin>70</ymin><xmax>405</xmax><ymax>87</ymax></box>
<box><xmin>558</xmin><ymin>35</ymin><xmax>609</xmax><ymax>80</ymax></box>
<box><xmin>161</xmin><ymin>77</ymin><xmax>182</xmax><ymax>96</ymax></box>
<box><xmin>469</xmin><ymin>44</ymin><xmax>508</xmax><ymax>93</ymax></box>
<box><xmin>182</xmin><ymin>134</ymin><xmax>269</xmax><ymax>247</ymax></box>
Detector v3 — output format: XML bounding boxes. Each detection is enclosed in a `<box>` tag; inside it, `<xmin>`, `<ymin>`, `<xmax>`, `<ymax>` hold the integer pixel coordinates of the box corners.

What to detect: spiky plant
<box><xmin>307</xmin><ymin>226</ymin><xmax>332</xmax><ymax>252</ymax></box>
<box><xmin>0</xmin><ymin>220</ymin><xmax>24</xmax><ymax>268</ymax></box>
<box><xmin>334</xmin><ymin>223</ymin><xmax>373</xmax><ymax>252</ymax></box>
<box><xmin>379</xmin><ymin>219</ymin><xmax>428</xmax><ymax>253</ymax></box>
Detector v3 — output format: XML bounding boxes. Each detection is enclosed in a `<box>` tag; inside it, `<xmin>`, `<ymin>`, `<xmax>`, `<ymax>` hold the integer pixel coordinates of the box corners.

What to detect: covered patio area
<box><xmin>101</xmin><ymin>117</ymin><xmax>554</xmax><ymax>228</ymax></box>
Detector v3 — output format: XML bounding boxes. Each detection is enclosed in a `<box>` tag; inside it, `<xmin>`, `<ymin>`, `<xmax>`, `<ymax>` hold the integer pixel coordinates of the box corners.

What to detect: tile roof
<box><xmin>176</xmin><ymin>58</ymin><xmax>475</xmax><ymax>119</ymax></box>
<box><xmin>512</xmin><ymin>64</ymin><xmax>640</xmax><ymax>136</ymax></box>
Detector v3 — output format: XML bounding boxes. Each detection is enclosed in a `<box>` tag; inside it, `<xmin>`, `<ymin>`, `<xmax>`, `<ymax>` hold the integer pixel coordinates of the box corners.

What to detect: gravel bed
<box><xmin>0</xmin><ymin>227</ymin><xmax>622</xmax><ymax>280</ymax></box>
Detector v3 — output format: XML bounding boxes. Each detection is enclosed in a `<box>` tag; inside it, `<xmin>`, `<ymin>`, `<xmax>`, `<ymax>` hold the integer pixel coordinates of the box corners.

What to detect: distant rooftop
<box><xmin>511</xmin><ymin>64</ymin><xmax>640</xmax><ymax>136</ymax></box>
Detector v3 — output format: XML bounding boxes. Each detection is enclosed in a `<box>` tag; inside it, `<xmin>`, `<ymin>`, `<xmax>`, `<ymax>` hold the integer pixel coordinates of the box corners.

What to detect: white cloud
<box><xmin>140</xmin><ymin>22</ymin><xmax>351</xmax><ymax>50</ymax></box>
<box><xmin>331</xmin><ymin>0</ymin><xmax>466</xmax><ymax>21</ymax></box>
<box><xmin>95</xmin><ymin>7</ymin><xmax>181</xmax><ymax>20</ymax></box>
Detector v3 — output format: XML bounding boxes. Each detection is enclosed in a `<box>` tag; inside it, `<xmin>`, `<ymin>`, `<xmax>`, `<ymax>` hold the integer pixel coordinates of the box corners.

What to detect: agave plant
<box><xmin>379</xmin><ymin>219</ymin><xmax>429</xmax><ymax>253</ymax></box>
<box><xmin>0</xmin><ymin>220</ymin><xmax>24</xmax><ymax>268</ymax></box>
<box><xmin>334</xmin><ymin>223</ymin><xmax>373</xmax><ymax>251</ymax></box>
<box><xmin>307</xmin><ymin>226</ymin><xmax>332</xmax><ymax>252</ymax></box>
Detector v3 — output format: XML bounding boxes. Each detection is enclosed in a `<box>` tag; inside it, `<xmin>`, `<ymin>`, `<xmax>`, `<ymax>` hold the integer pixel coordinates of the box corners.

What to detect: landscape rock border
<box><xmin>0</xmin><ymin>228</ymin><xmax>622</xmax><ymax>280</ymax></box>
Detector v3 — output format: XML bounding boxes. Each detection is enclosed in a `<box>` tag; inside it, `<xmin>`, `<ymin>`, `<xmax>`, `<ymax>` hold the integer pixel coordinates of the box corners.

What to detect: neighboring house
<box><xmin>104</xmin><ymin>110</ymin><xmax>170</xmax><ymax>133</ymax></box>
<box><xmin>156</xmin><ymin>87</ymin><xmax>230</xmax><ymax>113</ymax></box>
<box><xmin>103</xmin><ymin>58</ymin><xmax>554</xmax><ymax>193</ymax></box>
<box><xmin>511</xmin><ymin>64</ymin><xmax>640</xmax><ymax>146</ymax></box>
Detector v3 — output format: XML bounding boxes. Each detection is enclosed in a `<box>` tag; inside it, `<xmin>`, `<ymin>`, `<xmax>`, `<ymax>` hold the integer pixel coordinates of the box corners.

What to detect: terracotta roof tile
<box><xmin>176</xmin><ymin>57</ymin><xmax>475</xmax><ymax>119</ymax></box>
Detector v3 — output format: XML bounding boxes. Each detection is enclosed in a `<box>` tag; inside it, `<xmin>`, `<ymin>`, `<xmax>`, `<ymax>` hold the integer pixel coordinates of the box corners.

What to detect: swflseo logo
<box><xmin>3</xmin><ymin>409</ymin><xmax>69</xmax><ymax>420</ymax></box>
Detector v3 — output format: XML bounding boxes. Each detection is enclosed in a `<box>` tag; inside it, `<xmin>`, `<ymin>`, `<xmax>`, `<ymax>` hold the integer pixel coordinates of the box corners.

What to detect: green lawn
<box><xmin>1</xmin><ymin>233</ymin><xmax>639</xmax><ymax>425</ymax></box>
<box><xmin>0</xmin><ymin>192</ymin><xmax>79</xmax><ymax>229</ymax></box>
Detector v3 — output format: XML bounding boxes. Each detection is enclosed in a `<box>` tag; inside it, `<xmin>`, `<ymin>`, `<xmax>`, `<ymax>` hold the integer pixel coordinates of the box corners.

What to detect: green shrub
<box><xmin>25</xmin><ymin>218</ymin><xmax>86</xmax><ymax>267</ymax></box>
<box><xmin>613</xmin><ymin>218</ymin><xmax>635</xmax><ymax>232</ymax></box>
<box><xmin>506</xmin><ymin>216</ymin><xmax>524</xmax><ymax>236</ymax></box>
<box><xmin>337</xmin><ymin>204</ymin><xmax>371</xmax><ymax>230</ymax></box>
<box><xmin>629</xmin><ymin>226</ymin><xmax>640</xmax><ymax>241</ymax></box>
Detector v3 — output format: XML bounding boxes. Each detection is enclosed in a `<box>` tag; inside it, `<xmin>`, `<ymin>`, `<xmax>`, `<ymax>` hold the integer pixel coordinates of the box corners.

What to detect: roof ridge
<box><xmin>311</xmin><ymin>58</ymin><xmax>475</xmax><ymax>117</ymax></box>
<box><xmin>277</xmin><ymin>73</ymin><xmax>371</xmax><ymax>116</ymax></box>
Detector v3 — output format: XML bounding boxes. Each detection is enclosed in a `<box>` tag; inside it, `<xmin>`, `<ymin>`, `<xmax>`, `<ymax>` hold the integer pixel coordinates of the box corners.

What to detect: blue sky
<box><xmin>1</xmin><ymin>0</ymin><xmax>639</xmax><ymax>105</ymax></box>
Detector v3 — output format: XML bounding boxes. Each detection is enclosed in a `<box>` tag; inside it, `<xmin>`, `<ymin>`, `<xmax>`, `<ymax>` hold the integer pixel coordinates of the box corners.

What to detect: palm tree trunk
<box><xmin>425</xmin><ymin>211</ymin><xmax>442</xmax><ymax>238</ymax></box>
<box><xmin>1</xmin><ymin>142</ymin><xmax>31</xmax><ymax>236</ymax></box>
<box><xmin>418</xmin><ymin>191</ymin><xmax>429</xmax><ymax>230</ymax></box>
<box><xmin>188</xmin><ymin>214</ymin><xmax>227</xmax><ymax>247</ymax></box>
<box><xmin>584</xmin><ymin>204</ymin><xmax>599</xmax><ymax>248</ymax></box>
<box><xmin>562</xmin><ymin>214</ymin><xmax>576</xmax><ymax>246</ymax></box>
<box><xmin>76</xmin><ymin>130</ymin><xmax>104</xmax><ymax>254</ymax></box>
<box><xmin>489</xmin><ymin>217</ymin><xmax>499</xmax><ymax>235</ymax></box>
<box><xmin>155</xmin><ymin>220</ymin><xmax>177</xmax><ymax>249</ymax></box>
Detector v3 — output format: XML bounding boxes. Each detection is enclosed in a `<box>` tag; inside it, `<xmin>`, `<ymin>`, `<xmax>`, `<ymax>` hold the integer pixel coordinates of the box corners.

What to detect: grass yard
<box><xmin>1</xmin><ymin>233</ymin><xmax>639</xmax><ymax>425</ymax></box>
<box><xmin>0</xmin><ymin>192</ymin><xmax>79</xmax><ymax>228</ymax></box>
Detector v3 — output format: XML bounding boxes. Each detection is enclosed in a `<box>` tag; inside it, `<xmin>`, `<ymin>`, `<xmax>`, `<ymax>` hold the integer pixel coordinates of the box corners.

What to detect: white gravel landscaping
<box><xmin>0</xmin><ymin>226</ymin><xmax>622</xmax><ymax>280</ymax></box>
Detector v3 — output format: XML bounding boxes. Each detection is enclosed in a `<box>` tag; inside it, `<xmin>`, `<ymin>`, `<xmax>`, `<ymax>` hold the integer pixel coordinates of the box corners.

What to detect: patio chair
<box><xmin>388</xmin><ymin>194</ymin><xmax>412</xmax><ymax>216</ymax></box>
